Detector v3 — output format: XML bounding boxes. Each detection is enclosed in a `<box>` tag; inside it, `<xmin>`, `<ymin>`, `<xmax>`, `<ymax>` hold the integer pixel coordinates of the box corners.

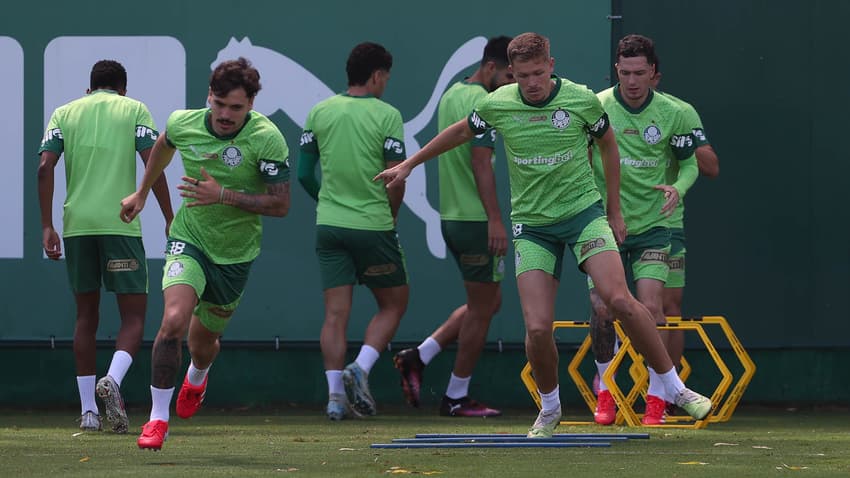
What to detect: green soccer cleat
<box><xmin>527</xmin><ymin>405</ymin><xmax>561</xmax><ymax>438</ymax></box>
<box><xmin>675</xmin><ymin>388</ymin><xmax>712</xmax><ymax>420</ymax></box>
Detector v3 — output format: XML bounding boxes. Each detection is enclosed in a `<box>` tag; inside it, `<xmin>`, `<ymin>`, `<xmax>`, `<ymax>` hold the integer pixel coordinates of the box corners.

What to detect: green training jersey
<box><xmin>165</xmin><ymin>109</ymin><xmax>290</xmax><ymax>264</ymax></box>
<box><xmin>468</xmin><ymin>77</ymin><xmax>609</xmax><ymax>226</ymax></box>
<box><xmin>660</xmin><ymin>92</ymin><xmax>710</xmax><ymax>228</ymax></box>
<box><xmin>438</xmin><ymin>80</ymin><xmax>496</xmax><ymax>221</ymax></box>
<box><xmin>300</xmin><ymin>94</ymin><xmax>406</xmax><ymax>230</ymax></box>
<box><xmin>592</xmin><ymin>87</ymin><xmax>697</xmax><ymax>235</ymax></box>
<box><xmin>38</xmin><ymin>89</ymin><xmax>157</xmax><ymax>237</ymax></box>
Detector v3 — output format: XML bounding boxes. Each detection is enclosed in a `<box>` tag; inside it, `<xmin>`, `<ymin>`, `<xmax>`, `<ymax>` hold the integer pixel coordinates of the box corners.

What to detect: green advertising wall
<box><xmin>1</xmin><ymin>1</ymin><xmax>612</xmax><ymax>344</ymax></box>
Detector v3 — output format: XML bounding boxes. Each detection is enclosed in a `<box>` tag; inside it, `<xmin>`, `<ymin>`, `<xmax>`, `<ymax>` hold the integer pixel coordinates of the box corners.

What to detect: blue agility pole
<box><xmin>414</xmin><ymin>433</ymin><xmax>649</xmax><ymax>440</ymax></box>
<box><xmin>393</xmin><ymin>436</ymin><xmax>626</xmax><ymax>443</ymax></box>
<box><xmin>371</xmin><ymin>442</ymin><xmax>611</xmax><ymax>449</ymax></box>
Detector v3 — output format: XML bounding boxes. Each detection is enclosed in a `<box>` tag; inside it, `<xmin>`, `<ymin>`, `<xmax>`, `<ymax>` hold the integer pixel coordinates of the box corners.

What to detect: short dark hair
<box><xmin>481</xmin><ymin>36</ymin><xmax>512</xmax><ymax>67</ymax></box>
<box><xmin>346</xmin><ymin>42</ymin><xmax>393</xmax><ymax>86</ymax></box>
<box><xmin>90</xmin><ymin>60</ymin><xmax>127</xmax><ymax>91</ymax></box>
<box><xmin>209</xmin><ymin>57</ymin><xmax>261</xmax><ymax>98</ymax></box>
<box><xmin>617</xmin><ymin>34</ymin><xmax>657</xmax><ymax>67</ymax></box>
<box><xmin>507</xmin><ymin>32</ymin><xmax>550</xmax><ymax>64</ymax></box>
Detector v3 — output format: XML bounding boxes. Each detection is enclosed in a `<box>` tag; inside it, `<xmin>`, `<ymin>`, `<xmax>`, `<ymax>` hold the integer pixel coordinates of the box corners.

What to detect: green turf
<box><xmin>1</xmin><ymin>406</ymin><xmax>848</xmax><ymax>477</ymax></box>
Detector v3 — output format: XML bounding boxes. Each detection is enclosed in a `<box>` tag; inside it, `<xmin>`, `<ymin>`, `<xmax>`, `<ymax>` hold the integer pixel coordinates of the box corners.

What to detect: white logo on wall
<box><xmin>43</xmin><ymin>36</ymin><xmax>186</xmax><ymax>259</ymax></box>
<box><xmin>214</xmin><ymin>36</ymin><xmax>488</xmax><ymax>259</ymax></box>
<box><xmin>0</xmin><ymin>37</ymin><xmax>23</xmax><ymax>258</ymax></box>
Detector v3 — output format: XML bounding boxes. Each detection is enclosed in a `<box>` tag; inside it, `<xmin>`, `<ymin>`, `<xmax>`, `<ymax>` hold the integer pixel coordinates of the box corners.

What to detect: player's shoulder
<box><xmin>657</xmin><ymin>91</ymin><xmax>697</xmax><ymax>114</ymax></box>
<box><xmin>595</xmin><ymin>85</ymin><xmax>617</xmax><ymax>103</ymax></box>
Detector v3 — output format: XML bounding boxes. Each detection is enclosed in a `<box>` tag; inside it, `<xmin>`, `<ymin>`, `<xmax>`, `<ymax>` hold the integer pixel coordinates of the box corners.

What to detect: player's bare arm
<box><xmin>37</xmin><ymin>151</ymin><xmax>62</xmax><ymax>260</ymax></box>
<box><xmin>596</xmin><ymin>127</ymin><xmax>627</xmax><ymax>243</ymax></box>
<box><xmin>375</xmin><ymin>118</ymin><xmax>475</xmax><ymax>187</ymax></box>
<box><xmin>696</xmin><ymin>144</ymin><xmax>719</xmax><ymax>178</ymax></box>
<box><xmin>179</xmin><ymin>166</ymin><xmax>289</xmax><ymax>217</ymax></box>
<box><xmin>385</xmin><ymin>160</ymin><xmax>405</xmax><ymax>221</ymax></box>
<box><xmin>140</xmin><ymin>147</ymin><xmax>174</xmax><ymax>236</ymax></box>
<box><xmin>121</xmin><ymin>133</ymin><xmax>176</xmax><ymax>223</ymax></box>
<box><xmin>470</xmin><ymin>145</ymin><xmax>507</xmax><ymax>256</ymax></box>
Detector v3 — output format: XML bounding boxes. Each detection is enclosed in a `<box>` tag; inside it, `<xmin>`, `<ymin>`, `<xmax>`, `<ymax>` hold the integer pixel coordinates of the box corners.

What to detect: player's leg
<box><xmin>138</xmin><ymin>244</ymin><xmax>204</xmax><ymax>450</ymax></box>
<box><xmin>663</xmin><ymin>229</ymin><xmax>687</xmax><ymax>369</ymax></box>
<box><xmin>64</xmin><ymin>236</ymin><xmax>103</xmax><ymax>431</ymax></box>
<box><xmin>588</xmin><ymin>286</ymin><xmax>617</xmax><ymax>425</ymax></box>
<box><xmin>635</xmin><ymin>277</ymin><xmax>669</xmax><ymax>425</ymax></box>
<box><xmin>99</xmin><ymin>235</ymin><xmax>147</xmax><ymax>433</ymax></box>
<box><xmin>347</xmin><ymin>228</ymin><xmax>410</xmax><ymax>416</ymax></box>
<box><xmin>316</xmin><ymin>226</ymin><xmax>358</xmax><ymax>420</ymax></box>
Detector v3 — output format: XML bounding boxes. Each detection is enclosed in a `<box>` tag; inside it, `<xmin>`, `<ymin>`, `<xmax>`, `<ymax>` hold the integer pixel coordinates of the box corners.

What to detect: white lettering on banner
<box><xmin>214</xmin><ymin>36</ymin><xmax>489</xmax><ymax>259</ymax></box>
<box><xmin>44</xmin><ymin>36</ymin><xmax>186</xmax><ymax>259</ymax></box>
<box><xmin>0</xmin><ymin>37</ymin><xmax>23</xmax><ymax>258</ymax></box>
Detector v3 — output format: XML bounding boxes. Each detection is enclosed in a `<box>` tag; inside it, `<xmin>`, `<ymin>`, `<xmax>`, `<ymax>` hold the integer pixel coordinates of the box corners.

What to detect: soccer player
<box><xmin>393</xmin><ymin>36</ymin><xmax>513</xmax><ymax>417</ymax></box>
<box><xmin>120</xmin><ymin>57</ymin><xmax>291</xmax><ymax>450</ymax></box>
<box><xmin>37</xmin><ymin>60</ymin><xmax>173</xmax><ymax>433</ymax></box>
<box><xmin>375</xmin><ymin>32</ymin><xmax>712</xmax><ymax>438</ymax></box>
<box><xmin>297</xmin><ymin>42</ymin><xmax>408</xmax><ymax>420</ymax></box>
<box><xmin>654</xmin><ymin>56</ymin><xmax>720</xmax><ymax>401</ymax></box>
<box><xmin>587</xmin><ymin>34</ymin><xmax>700</xmax><ymax>426</ymax></box>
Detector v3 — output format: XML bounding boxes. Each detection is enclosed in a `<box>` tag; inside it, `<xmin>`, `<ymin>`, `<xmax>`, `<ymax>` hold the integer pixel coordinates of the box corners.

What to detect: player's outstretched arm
<box><xmin>596</xmin><ymin>128</ymin><xmax>626</xmax><ymax>244</ymax></box>
<box><xmin>374</xmin><ymin>118</ymin><xmax>475</xmax><ymax>188</ymax></box>
<box><xmin>121</xmin><ymin>133</ymin><xmax>176</xmax><ymax>224</ymax></box>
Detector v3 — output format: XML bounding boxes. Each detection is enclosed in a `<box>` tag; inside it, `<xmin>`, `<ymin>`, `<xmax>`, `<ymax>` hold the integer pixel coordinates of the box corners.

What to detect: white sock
<box><xmin>595</xmin><ymin>361</ymin><xmax>611</xmax><ymax>392</ymax></box>
<box><xmin>658</xmin><ymin>367</ymin><xmax>686</xmax><ymax>400</ymax></box>
<box><xmin>355</xmin><ymin>344</ymin><xmax>380</xmax><ymax>374</ymax></box>
<box><xmin>77</xmin><ymin>375</ymin><xmax>98</xmax><ymax>415</ymax></box>
<box><xmin>539</xmin><ymin>386</ymin><xmax>561</xmax><ymax>412</ymax></box>
<box><xmin>187</xmin><ymin>361</ymin><xmax>210</xmax><ymax>386</ymax></box>
<box><xmin>647</xmin><ymin>368</ymin><xmax>669</xmax><ymax>401</ymax></box>
<box><xmin>149</xmin><ymin>386</ymin><xmax>174</xmax><ymax>422</ymax></box>
<box><xmin>445</xmin><ymin>373</ymin><xmax>471</xmax><ymax>400</ymax></box>
<box><xmin>326</xmin><ymin>370</ymin><xmax>344</xmax><ymax>396</ymax></box>
<box><xmin>106</xmin><ymin>350</ymin><xmax>133</xmax><ymax>387</ymax></box>
<box><xmin>417</xmin><ymin>337</ymin><xmax>442</xmax><ymax>365</ymax></box>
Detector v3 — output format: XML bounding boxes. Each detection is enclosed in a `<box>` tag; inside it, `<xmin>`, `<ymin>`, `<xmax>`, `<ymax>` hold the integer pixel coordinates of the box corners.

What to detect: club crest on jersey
<box><xmin>222</xmin><ymin>145</ymin><xmax>243</xmax><ymax>167</ymax></box>
<box><xmin>551</xmin><ymin>108</ymin><xmax>571</xmax><ymax>129</ymax></box>
<box><xmin>643</xmin><ymin>124</ymin><xmax>662</xmax><ymax>144</ymax></box>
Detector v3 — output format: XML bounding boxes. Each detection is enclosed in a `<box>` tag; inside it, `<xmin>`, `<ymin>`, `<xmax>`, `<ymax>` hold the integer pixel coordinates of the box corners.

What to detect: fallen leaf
<box><xmin>677</xmin><ymin>462</ymin><xmax>708</xmax><ymax>465</ymax></box>
<box><xmin>781</xmin><ymin>464</ymin><xmax>809</xmax><ymax>470</ymax></box>
<box><xmin>339</xmin><ymin>447</ymin><xmax>355</xmax><ymax>451</ymax></box>
<box><xmin>422</xmin><ymin>472</ymin><xmax>443</xmax><ymax>475</ymax></box>
<box><xmin>72</xmin><ymin>432</ymin><xmax>84</xmax><ymax>437</ymax></box>
<box><xmin>714</xmin><ymin>443</ymin><xmax>739</xmax><ymax>446</ymax></box>
<box><xmin>79</xmin><ymin>457</ymin><xmax>90</xmax><ymax>463</ymax></box>
<box><xmin>275</xmin><ymin>468</ymin><xmax>298</xmax><ymax>472</ymax></box>
<box><xmin>752</xmin><ymin>446</ymin><xmax>772</xmax><ymax>449</ymax></box>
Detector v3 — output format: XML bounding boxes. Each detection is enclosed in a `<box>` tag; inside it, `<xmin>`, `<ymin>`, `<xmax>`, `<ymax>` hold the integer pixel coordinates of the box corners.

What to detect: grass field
<box><xmin>1</xmin><ymin>405</ymin><xmax>848</xmax><ymax>477</ymax></box>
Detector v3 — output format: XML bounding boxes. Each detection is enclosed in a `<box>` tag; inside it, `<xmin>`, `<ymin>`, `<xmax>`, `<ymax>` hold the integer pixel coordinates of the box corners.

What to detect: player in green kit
<box><xmin>38</xmin><ymin>60</ymin><xmax>173</xmax><ymax>434</ymax></box>
<box><xmin>392</xmin><ymin>36</ymin><xmax>513</xmax><ymax>417</ymax></box>
<box><xmin>297</xmin><ymin>42</ymin><xmax>408</xmax><ymax>420</ymax></box>
<box><xmin>120</xmin><ymin>58</ymin><xmax>291</xmax><ymax>450</ymax></box>
<box><xmin>652</xmin><ymin>56</ymin><xmax>720</xmax><ymax>413</ymax></box>
<box><xmin>376</xmin><ymin>32</ymin><xmax>712</xmax><ymax>438</ymax></box>
<box><xmin>587</xmin><ymin>34</ymin><xmax>700</xmax><ymax>426</ymax></box>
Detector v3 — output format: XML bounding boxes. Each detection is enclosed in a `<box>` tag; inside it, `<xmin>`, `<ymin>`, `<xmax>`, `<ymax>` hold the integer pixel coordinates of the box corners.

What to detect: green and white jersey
<box><xmin>592</xmin><ymin>87</ymin><xmax>697</xmax><ymax>235</ymax></box>
<box><xmin>438</xmin><ymin>80</ymin><xmax>496</xmax><ymax>221</ymax></box>
<box><xmin>165</xmin><ymin>109</ymin><xmax>290</xmax><ymax>264</ymax></box>
<box><xmin>660</xmin><ymin>92</ymin><xmax>710</xmax><ymax>228</ymax></box>
<box><xmin>38</xmin><ymin>89</ymin><xmax>157</xmax><ymax>237</ymax></box>
<box><xmin>468</xmin><ymin>77</ymin><xmax>609</xmax><ymax>226</ymax></box>
<box><xmin>300</xmin><ymin>94</ymin><xmax>406</xmax><ymax>230</ymax></box>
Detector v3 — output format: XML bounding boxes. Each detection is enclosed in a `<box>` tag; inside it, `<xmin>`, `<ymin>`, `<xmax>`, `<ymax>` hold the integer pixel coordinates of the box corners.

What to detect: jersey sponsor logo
<box><xmin>551</xmin><ymin>108</ymin><xmax>571</xmax><ymax>129</ymax></box>
<box><xmin>470</xmin><ymin>111</ymin><xmax>490</xmax><ymax>131</ymax></box>
<box><xmin>621</xmin><ymin>157</ymin><xmax>660</xmax><ymax>168</ymax></box>
<box><xmin>692</xmin><ymin>128</ymin><xmax>707</xmax><ymax>142</ymax></box>
<box><xmin>135</xmin><ymin>125</ymin><xmax>158</xmax><ymax>141</ymax></box>
<box><xmin>580</xmin><ymin>238</ymin><xmax>606</xmax><ymax>256</ymax></box>
<box><xmin>189</xmin><ymin>145</ymin><xmax>218</xmax><ymax>160</ymax></box>
<box><xmin>460</xmin><ymin>253</ymin><xmax>489</xmax><ymax>266</ymax></box>
<box><xmin>512</xmin><ymin>223</ymin><xmax>524</xmax><ymax>237</ymax></box>
<box><xmin>166</xmin><ymin>260</ymin><xmax>184</xmax><ymax>277</ymax></box>
<box><xmin>639</xmin><ymin>249</ymin><xmax>669</xmax><ymax>263</ymax></box>
<box><xmin>259</xmin><ymin>160</ymin><xmax>279</xmax><ymax>176</ymax></box>
<box><xmin>623</xmin><ymin>128</ymin><xmax>640</xmax><ymax>135</ymax></box>
<box><xmin>41</xmin><ymin>127</ymin><xmax>63</xmax><ymax>146</ymax></box>
<box><xmin>528</xmin><ymin>114</ymin><xmax>547</xmax><ymax>122</ymax></box>
<box><xmin>222</xmin><ymin>145</ymin><xmax>243</xmax><ymax>167</ymax></box>
<box><xmin>106</xmin><ymin>258</ymin><xmax>140</xmax><ymax>272</ymax></box>
<box><xmin>299</xmin><ymin>130</ymin><xmax>314</xmax><ymax>146</ymax></box>
<box><xmin>363</xmin><ymin>263</ymin><xmax>398</xmax><ymax>276</ymax></box>
<box><xmin>643</xmin><ymin>124</ymin><xmax>663</xmax><ymax>144</ymax></box>
<box><xmin>512</xmin><ymin>150</ymin><xmax>574</xmax><ymax>167</ymax></box>
<box><xmin>588</xmin><ymin>115</ymin><xmax>607</xmax><ymax>133</ymax></box>
<box><xmin>670</xmin><ymin>134</ymin><xmax>693</xmax><ymax>149</ymax></box>
<box><xmin>383</xmin><ymin>138</ymin><xmax>404</xmax><ymax>155</ymax></box>
<box><xmin>667</xmin><ymin>256</ymin><xmax>684</xmax><ymax>271</ymax></box>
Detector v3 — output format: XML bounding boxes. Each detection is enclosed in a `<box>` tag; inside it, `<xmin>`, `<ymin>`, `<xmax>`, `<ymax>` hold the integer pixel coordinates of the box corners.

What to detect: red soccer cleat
<box><xmin>176</xmin><ymin>375</ymin><xmax>207</xmax><ymax>419</ymax></box>
<box><xmin>137</xmin><ymin>420</ymin><xmax>168</xmax><ymax>450</ymax></box>
<box><xmin>642</xmin><ymin>394</ymin><xmax>667</xmax><ymax>425</ymax></box>
<box><xmin>594</xmin><ymin>390</ymin><xmax>616</xmax><ymax>425</ymax></box>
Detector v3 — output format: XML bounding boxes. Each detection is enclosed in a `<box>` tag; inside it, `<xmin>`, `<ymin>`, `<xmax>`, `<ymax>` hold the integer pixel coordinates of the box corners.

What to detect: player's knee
<box><xmin>605</xmin><ymin>292</ymin><xmax>634</xmax><ymax>319</ymax></box>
